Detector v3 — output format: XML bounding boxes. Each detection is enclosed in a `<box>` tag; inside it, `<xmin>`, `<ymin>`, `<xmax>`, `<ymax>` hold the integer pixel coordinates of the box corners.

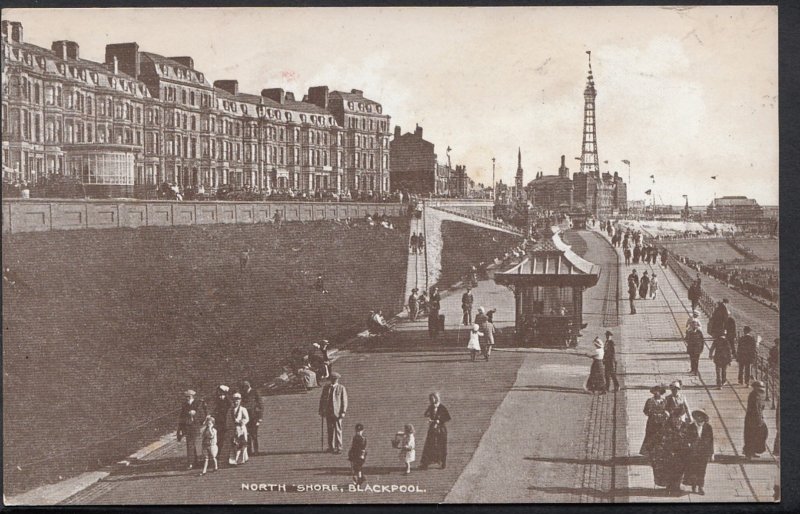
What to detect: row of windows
<box><xmin>348</xmin><ymin>116</ymin><xmax>388</xmax><ymax>132</ymax></box>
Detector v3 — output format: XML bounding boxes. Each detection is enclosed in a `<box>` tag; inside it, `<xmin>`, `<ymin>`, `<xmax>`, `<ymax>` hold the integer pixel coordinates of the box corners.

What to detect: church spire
<box><xmin>515</xmin><ymin>147</ymin><xmax>524</xmax><ymax>200</ymax></box>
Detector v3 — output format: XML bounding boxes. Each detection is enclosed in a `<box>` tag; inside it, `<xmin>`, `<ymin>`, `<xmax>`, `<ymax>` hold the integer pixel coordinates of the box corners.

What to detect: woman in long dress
<box><xmin>585</xmin><ymin>338</ymin><xmax>606</xmax><ymax>394</ymax></box>
<box><xmin>640</xmin><ymin>385</ymin><xmax>668</xmax><ymax>456</ymax></box>
<box><xmin>683</xmin><ymin>409</ymin><xmax>714</xmax><ymax>495</ymax></box>
<box><xmin>664</xmin><ymin>380</ymin><xmax>690</xmax><ymax>421</ymax></box>
<box><xmin>651</xmin><ymin>414</ymin><xmax>690</xmax><ymax>495</ymax></box>
<box><xmin>743</xmin><ymin>380</ymin><xmax>768</xmax><ymax>459</ymax></box>
<box><xmin>420</xmin><ymin>392</ymin><xmax>451</xmax><ymax>469</ymax></box>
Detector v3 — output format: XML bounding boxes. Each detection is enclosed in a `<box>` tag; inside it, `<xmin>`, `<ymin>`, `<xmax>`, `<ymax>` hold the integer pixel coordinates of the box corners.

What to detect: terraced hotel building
<box><xmin>1</xmin><ymin>21</ymin><xmax>392</xmax><ymax>197</ymax></box>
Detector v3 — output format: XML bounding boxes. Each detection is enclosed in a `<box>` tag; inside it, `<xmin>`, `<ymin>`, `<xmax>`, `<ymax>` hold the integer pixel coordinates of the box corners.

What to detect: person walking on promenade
<box><xmin>743</xmin><ymin>380</ymin><xmax>769</xmax><ymax>459</ymax></box>
<box><xmin>420</xmin><ymin>392</ymin><xmax>451</xmax><ymax>469</ymax></box>
<box><xmin>212</xmin><ymin>385</ymin><xmax>232</xmax><ymax>465</ymax></box>
<box><xmin>630</xmin><ymin>269</ymin><xmax>640</xmax><ymax>291</ymax></box>
<box><xmin>709</xmin><ymin>334</ymin><xmax>733</xmax><ymax>388</ymax></box>
<box><xmin>482</xmin><ymin>314</ymin><xmax>496</xmax><ymax>361</ymax></box>
<box><xmin>319</xmin><ymin>372</ymin><xmax>348</xmax><ymax>454</ymax></box>
<box><xmin>685</xmin><ymin>322</ymin><xmax>705</xmax><ymax>375</ymax></box>
<box><xmin>624</xmin><ymin>246</ymin><xmax>632</xmax><ymax>265</ymax></box>
<box><xmin>408</xmin><ymin>288</ymin><xmax>419</xmax><ymax>321</ymax></box>
<box><xmin>708</xmin><ymin>299</ymin><xmax>729</xmax><ymax>338</ymax></box>
<box><xmin>683</xmin><ymin>409</ymin><xmax>714</xmax><ymax>495</ymax></box>
<box><xmin>227</xmin><ymin>392</ymin><xmax>250</xmax><ymax>466</ymax></box>
<box><xmin>652</xmin><ymin>414</ymin><xmax>690</xmax><ymax>496</ymax></box>
<box><xmin>399</xmin><ymin>424</ymin><xmax>416</xmax><ymax>475</ymax></box>
<box><xmin>688</xmin><ymin>280</ymin><xmax>701</xmax><ymax>312</ymax></box>
<box><xmin>410</xmin><ymin>232</ymin><xmax>418</xmax><ymax>254</ymax></box>
<box><xmin>639</xmin><ymin>271</ymin><xmax>650</xmax><ymax>301</ymax></box>
<box><xmin>418</xmin><ymin>233</ymin><xmax>426</xmax><ymax>253</ymax></box>
<box><xmin>462</xmin><ymin>287</ymin><xmax>475</xmax><ymax>326</ymax></box>
<box><xmin>428</xmin><ymin>287</ymin><xmax>442</xmax><ymax>339</ymax></box>
<box><xmin>628</xmin><ymin>278</ymin><xmax>638</xmax><ymax>315</ymax></box>
<box><xmin>177</xmin><ymin>389</ymin><xmax>207</xmax><ymax>470</ymax></box>
<box><xmin>665</xmin><ymin>380</ymin><xmax>690</xmax><ymax>421</ymax></box>
<box><xmin>348</xmin><ymin>423</ymin><xmax>367</xmax><ymax>485</ymax></box>
<box><xmin>200</xmin><ymin>415</ymin><xmax>219</xmax><ymax>475</ymax></box>
<box><xmin>585</xmin><ymin>337</ymin><xmax>607</xmax><ymax>395</ymax></box>
<box><xmin>686</xmin><ymin>310</ymin><xmax>700</xmax><ymax>332</ymax></box>
<box><xmin>241</xmin><ymin>381</ymin><xmax>263</xmax><ymax>456</ymax></box>
<box><xmin>737</xmin><ymin>326</ymin><xmax>758</xmax><ymax>385</ymax></box>
<box><xmin>660</xmin><ymin>247</ymin><xmax>669</xmax><ymax>268</ymax></box>
<box><xmin>633</xmin><ymin>244</ymin><xmax>641</xmax><ymax>264</ymax></box>
<box><xmin>467</xmin><ymin>324</ymin><xmax>483</xmax><ymax>362</ymax></box>
<box><xmin>640</xmin><ymin>385</ymin><xmax>668</xmax><ymax>457</ymax></box>
<box><xmin>650</xmin><ymin>273</ymin><xmax>659</xmax><ymax>300</ymax></box>
<box><xmin>603</xmin><ymin>330</ymin><xmax>620</xmax><ymax>392</ymax></box>
<box><xmin>725</xmin><ymin>316</ymin><xmax>738</xmax><ymax>360</ymax></box>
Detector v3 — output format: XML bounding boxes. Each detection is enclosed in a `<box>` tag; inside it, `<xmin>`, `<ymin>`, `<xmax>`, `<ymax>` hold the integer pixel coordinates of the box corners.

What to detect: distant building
<box><xmin>389</xmin><ymin>124</ymin><xmax>437</xmax><ymax>195</ymax></box>
<box><xmin>527</xmin><ymin>155</ymin><xmax>574</xmax><ymax>213</ymax></box>
<box><xmin>707</xmin><ymin>196</ymin><xmax>764</xmax><ymax>223</ymax></box>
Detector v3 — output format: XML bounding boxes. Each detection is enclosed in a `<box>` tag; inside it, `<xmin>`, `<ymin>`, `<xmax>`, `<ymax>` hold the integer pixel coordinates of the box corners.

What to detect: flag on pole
<box><xmin>711</xmin><ymin>176</ymin><xmax>717</xmax><ymax>180</ymax></box>
<box><xmin>649</xmin><ymin>175</ymin><xmax>655</xmax><ymax>179</ymax></box>
<box><xmin>603</xmin><ymin>160</ymin><xmax>608</xmax><ymax>164</ymax></box>
<box><xmin>682</xmin><ymin>195</ymin><xmax>688</xmax><ymax>198</ymax></box>
<box><xmin>645</xmin><ymin>189</ymin><xmax>652</xmax><ymax>195</ymax></box>
<box><xmin>621</xmin><ymin>159</ymin><xmax>630</xmax><ymax>165</ymax></box>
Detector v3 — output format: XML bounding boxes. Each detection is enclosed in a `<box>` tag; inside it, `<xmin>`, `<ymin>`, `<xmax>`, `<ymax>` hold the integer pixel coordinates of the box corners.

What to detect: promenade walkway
<box><xmin>13</xmin><ymin>228</ymin><xmax>777</xmax><ymax>505</ymax></box>
<box><xmin>609</xmin><ymin>230</ymin><xmax>779</xmax><ymax>503</ymax></box>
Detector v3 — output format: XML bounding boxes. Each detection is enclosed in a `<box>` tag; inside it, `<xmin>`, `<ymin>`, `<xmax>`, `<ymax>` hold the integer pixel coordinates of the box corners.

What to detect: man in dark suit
<box><xmin>177</xmin><ymin>389</ymin><xmax>207</xmax><ymax>469</ymax></box>
<box><xmin>461</xmin><ymin>287</ymin><xmax>474</xmax><ymax>326</ymax></box>
<box><xmin>428</xmin><ymin>287</ymin><xmax>441</xmax><ymax>339</ymax></box>
<box><xmin>603</xmin><ymin>330</ymin><xmax>620</xmax><ymax>392</ymax></box>
<box><xmin>319</xmin><ymin>372</ymin><xmax>348</xmax><ymax>454</ymax></box>
<box><xmin>736</xmin><ymin>326</ymin><xmax>757</xmax><ymax>385</ymax></box>
<box><xmin>241</xmin><ymin>381</ymin><xmax>263</xmax><ymax>456</ymax></box>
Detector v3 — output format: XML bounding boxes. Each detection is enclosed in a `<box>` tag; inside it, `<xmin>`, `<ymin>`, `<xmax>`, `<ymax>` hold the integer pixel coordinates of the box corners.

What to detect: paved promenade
<box><xmin>18</xmin><ymin>227</ymin><xmax>778</xmax><ymax>505</ymax></box>
<box><xmin>609</xmin><ymin>229</ymin><xmax>779</xmax><ymax>502</ymax></box>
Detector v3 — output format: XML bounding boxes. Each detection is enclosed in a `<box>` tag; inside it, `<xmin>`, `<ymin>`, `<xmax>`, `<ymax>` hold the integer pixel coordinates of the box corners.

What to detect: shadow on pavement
<box><xmin>524</xmin><ymin>455</ymin><xmax>650</xmax><ymax>466</ymax></box>
<box><xmin>293</xmin><ymin>465</ymin><xmax>407</xmax><ymax>477</ymax></box>
<box><xmin>527</xmin><ymin>484</ymin><xmax>672</xmax><ymax>499</ymax></box>
<box><xmin>510</xmin><ymin>385</ymin><xmax>588</xmax><ymax>394</ymax></box>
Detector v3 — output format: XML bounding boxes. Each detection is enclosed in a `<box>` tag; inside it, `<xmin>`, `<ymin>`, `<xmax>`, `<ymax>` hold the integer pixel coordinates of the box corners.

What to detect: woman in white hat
<box><xmin>584</xmin><ymin>337</ymin><xmax>607</xmax><ymax>395</ymax></box>
<box><xmin>227</xmin><ymin>392</ymin><xmax>250</xmax><ymax>465</ymax></box>
<box><xmin>743</xmin><ymin>380</ymin><xmax>768</xmax><ymax>459</ymax></box>
<box><xmin>664</xmin><ymin>380</ymin><xmax>690</xmax><ymax>421</ymax></box>
<box><xmin>467</xmin><ymin>324</ymin><xmax>483</xmax><ymax>362</ymax></box>
<box><xmin>683</xmin><ymin>409</ymin><xmax>714</xmax><ymax>494</ymax></box>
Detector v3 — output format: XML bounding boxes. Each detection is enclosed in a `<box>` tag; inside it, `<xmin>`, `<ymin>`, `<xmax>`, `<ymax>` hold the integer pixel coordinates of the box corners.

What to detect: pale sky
<box><xmin>5</xmin><ymin>6</ymin><xmax>779</xmax><ymax>205</ymax></box>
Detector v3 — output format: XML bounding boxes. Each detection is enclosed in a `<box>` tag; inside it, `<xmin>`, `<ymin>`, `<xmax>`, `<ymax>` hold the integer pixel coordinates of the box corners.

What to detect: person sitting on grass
<box><xmin>297</xmin><ymin>362</ymin><xmax>319</xmax><ymax>391</ymax></box>
<box><xmin>367</xmin><ymin>310</ymin><xmax>392</xmax><ymax>335</ymax></box>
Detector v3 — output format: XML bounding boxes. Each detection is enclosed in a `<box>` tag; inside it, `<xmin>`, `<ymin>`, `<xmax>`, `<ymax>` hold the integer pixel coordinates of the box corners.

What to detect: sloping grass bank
<box><xmin>2</xmin><ymin>220</ymin><xmax>408</xmax><ymax>494</ymax></box>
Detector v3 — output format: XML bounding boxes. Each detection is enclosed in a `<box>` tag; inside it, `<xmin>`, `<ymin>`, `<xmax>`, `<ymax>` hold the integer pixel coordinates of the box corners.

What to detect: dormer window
<box><xmin>348</xmin><ymin>101</ymin><xmax>354</xmax><ymax>110</ymax></box>
<box><xmin>376</xmin><ymin>105</ymin><xmax>382</xmax><ymax>114</ymax></box>
<box><xmin>300</xmin><ymin>114</ymin><xmax>307</xmax><ymax>123</ymax></box>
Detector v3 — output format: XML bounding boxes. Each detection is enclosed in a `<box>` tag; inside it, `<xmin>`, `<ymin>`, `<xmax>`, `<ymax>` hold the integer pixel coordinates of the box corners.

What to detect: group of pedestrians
<box><xmin>346</xmin><ymin>391</ymin><xmax>451</xmax><ymax>484</ymax></box>
<box><xmin>639</xmin><ymin>381</ymin><xmax>715</xmax><ymax>495</ymax></box>
<box><xmin>466</xmin><ymin>306</ymin><xmax>497</xmax><ymax>361</ymax></box>
<box><xmin>409</xmin><ymin>232</ymin><xmax>426</xmax><ymax>254</ymax></box>
<box><xmin>627</xmin><ymin>269</ymin><xmax>660</xmax><ymax>314</ymax></box>
<box><xmin>584</xmin><ymin>331</ymin><xmax>619</xmax><ymax>394</ymax></box>
<box><xmin>177</xmin><ymin>381</ymin><xmax>263</xmax><ymax>475</ymax></box>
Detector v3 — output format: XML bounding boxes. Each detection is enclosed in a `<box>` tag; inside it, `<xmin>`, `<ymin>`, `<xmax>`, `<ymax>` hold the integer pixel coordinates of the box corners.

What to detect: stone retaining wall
<box><xmin>2</xmin><ymin>199</ymin><xmax>404</xmax><ymax>234</ymax></box>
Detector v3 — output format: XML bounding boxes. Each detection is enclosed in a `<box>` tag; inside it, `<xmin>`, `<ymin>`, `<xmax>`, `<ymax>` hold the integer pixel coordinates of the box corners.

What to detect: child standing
<box><xmin>467</xmin><ymin>324</ymin><xmax>483</xmax><ymax>362</ymax></box>
<box><xmin>399</xmin><ymin>424</ymin><xmax>416</xmax><ymax>475</ymax></box>
<box><xmin>348</xmin><ymin>423</ymin><xmax>367</xmax><ymax>485</ymax></box>
<box><xmin>200</xmin><ymin>415</ymin><xmax>218</xmax><ymax>475</ymax></box>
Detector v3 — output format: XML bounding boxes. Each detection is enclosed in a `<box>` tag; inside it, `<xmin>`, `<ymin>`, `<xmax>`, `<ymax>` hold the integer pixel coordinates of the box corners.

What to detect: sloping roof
<box><xmin>494</xmin><ymin>227</ymin><xmax>600</xmax><ymax>286</ymax></box>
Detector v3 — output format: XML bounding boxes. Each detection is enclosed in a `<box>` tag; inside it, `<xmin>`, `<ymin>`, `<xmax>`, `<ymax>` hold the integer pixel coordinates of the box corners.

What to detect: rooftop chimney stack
<box><xmin>414</xmin><ymin>124</ymin><xmax>423</xmax><ymax>138</ymax></box>
<box><xmin>394</xmin><ymin>125</ymin><xmax>401</xmax><ymax>139</ymax></box>
<box><xmin>261</xmin><ymin>88</ymin><xmax>285</xmax><ymax>104</ymax></box>
<box><xmin>168</xmin><ymin>56</ymin><xmax>194</xmax><ymax>69</ymax></box>
<box><xmin>105</xmin><ymin>43</ymin><xmax>141</xmax><ymax>78</ymax></box>
<box><xmin>307</xmin><ymin>86</ymin><xmax>329</xmax><ymax>109</ymax></box>
<box><xmin>112</xmin><ymin>56</ymin><xmax>119</xmax><ymax>75</ymax></box>
<box><xmin>10</xmin><ymin>21</ymin><xmax>23</xmax><ymax>43</ymax></box>
<box><xmin>2</xmin><ymin>21</ymin><xmax>12</xmax><ymax>42</ymax></box>
<box><xmin>213</xmin><ymin>80</ymin><xmax>238</xmax><ymax>96</ymax></box>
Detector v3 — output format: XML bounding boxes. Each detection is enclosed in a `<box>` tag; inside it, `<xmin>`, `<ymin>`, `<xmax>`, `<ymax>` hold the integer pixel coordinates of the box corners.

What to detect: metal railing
<box><xmin>666</xmin><ymin>254</ymin><xmax>778</xmax><ymax>408</ymax></box>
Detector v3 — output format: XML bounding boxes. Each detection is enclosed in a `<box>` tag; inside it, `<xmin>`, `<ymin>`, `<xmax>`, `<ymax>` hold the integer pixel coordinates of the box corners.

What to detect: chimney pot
<box><xmin>394</xmin><ymin>125</ymin><xmax>401</xmax><ymax>138</ymax></box>
<box><xmin>10</xmin><ymin>21</ymin><xmax>23</xmax><ymax>43</ymax></box>
<box><xmin>113</xmin><ymin>56</ymin><xmax>119</xmax><ymax>75</ymax></box>
<box><xmin>214</xmin><ymin>80</ymin><xmax>238</xmax><ymax>96</ymax></box>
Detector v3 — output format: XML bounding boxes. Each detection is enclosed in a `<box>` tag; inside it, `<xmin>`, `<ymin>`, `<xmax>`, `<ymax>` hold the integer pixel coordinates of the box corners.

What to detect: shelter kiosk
<box><xmin>494</xmin><ymin>227</ymin><xmax>600</xmax><ymax>347</ymax></box>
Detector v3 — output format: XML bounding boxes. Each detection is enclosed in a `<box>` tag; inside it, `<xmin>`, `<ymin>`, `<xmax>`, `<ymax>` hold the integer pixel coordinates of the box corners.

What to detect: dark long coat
<box><xmin>743</xmin><ymin>389</ymin><xmax>768</xmax><ymax>456</ymax></box>
<box><xmin>421</xmin><ymin>404</ymin><xmax>451</xmax><ymax>466</ymax></box>
<box><xmin>683</xmin><ymin>422</ymin><xmax>714</xmax><ymax>487</ymax></box>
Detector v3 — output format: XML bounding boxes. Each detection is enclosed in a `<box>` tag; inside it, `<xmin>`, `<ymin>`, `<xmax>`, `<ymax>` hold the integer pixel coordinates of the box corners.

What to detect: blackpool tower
<box><xmin>579</xmin><ymin>50</ymin><xmax>600</xmax><ymax>178</ymax></box>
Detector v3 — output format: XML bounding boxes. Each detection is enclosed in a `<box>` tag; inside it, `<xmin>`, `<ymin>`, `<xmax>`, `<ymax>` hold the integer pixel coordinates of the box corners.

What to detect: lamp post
<box><xmin>492</xmin><ymin>157</ymin><xmax>496</xmax><ymax>201</ymax></box>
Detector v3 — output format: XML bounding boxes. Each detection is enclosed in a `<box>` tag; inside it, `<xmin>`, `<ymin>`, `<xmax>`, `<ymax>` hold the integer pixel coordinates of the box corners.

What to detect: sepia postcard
<box><xmin>1</xmin><ymin>5</ymin><xmax>779</xmax><ymax>506</ymax></box>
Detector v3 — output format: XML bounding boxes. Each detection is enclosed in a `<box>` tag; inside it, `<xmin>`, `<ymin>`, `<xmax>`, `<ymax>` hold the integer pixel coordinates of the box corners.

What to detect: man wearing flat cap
<box><xmin>736</xmin><ymin>326</ymin><xmax>757</xmax><ymax>385</ymax></box>
<box><xmin>603</xmin><ymin>330</ymin><xmax>619</xmax><ymax>392</ymax></box>
<box><xmin>319</xmin><ymin>372</ymin><xmax>348</xmax><ymax>454</ymax></box>
<box><xmin>177</xmin><ymin>389</ymin><xmax>207</xmax><ymax>469</ymax></box>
